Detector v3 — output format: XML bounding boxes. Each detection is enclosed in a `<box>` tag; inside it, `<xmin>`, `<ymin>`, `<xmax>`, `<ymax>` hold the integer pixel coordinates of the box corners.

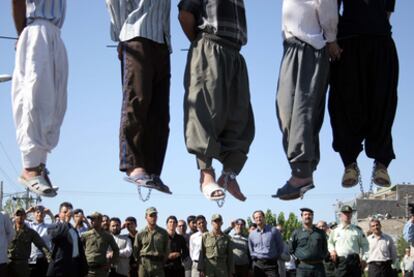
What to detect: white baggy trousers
<box><xmin>12</xmin><ymin>19</ymin><xmax>68</xmax><ymax>168</ymax></box>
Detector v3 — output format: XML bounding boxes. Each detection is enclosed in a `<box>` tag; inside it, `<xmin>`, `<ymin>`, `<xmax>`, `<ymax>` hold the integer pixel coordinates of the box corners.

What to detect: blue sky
<box><xmin>0</xmin><ymin>1</ymin><xmax>413</xmax><ymax>228</ymax></box>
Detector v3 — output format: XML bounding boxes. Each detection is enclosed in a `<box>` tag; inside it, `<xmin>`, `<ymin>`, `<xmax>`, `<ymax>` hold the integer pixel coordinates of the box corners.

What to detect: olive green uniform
<box><xmin>134</xmin><ymin>225</ymin><xmax>169</xmax><ymax>277</ymax></box>
<box><xmin>8</xmin><ymin>225</ymin><xmax>51</xmax><ymax>277</ymax></box>
<box><xmin>198</xmin><ymin>231</ymin><xmax>233</xmax><ymax>277</ymax></box>
<box><xmin>290</xmin><ymin>226</ymin><xmax>327</xmax><ymax>277</ymax></box>
<box><xmin>82</xmin><ymin>229</ymin><xmax>120</xmax><ymax>277</ymax></box>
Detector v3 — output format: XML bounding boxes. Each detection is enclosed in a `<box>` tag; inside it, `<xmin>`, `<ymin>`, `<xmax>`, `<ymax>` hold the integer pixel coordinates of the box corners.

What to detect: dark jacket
<box><xmin>47</xmin><ymin>222</ymin><xmax>88</xmax><ymax>277</ymax></box>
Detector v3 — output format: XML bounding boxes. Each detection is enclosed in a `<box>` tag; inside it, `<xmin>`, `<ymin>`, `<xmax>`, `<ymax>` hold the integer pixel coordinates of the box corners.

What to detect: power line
<box><xmin>0</xmin><ymin>165</ymin><xmax>21</xmax><ymax>192</ymax></box>
<box><xmin>0</xmin><ymin>141</ymin><xmax>19</xmax><ymax>175</ymax></box>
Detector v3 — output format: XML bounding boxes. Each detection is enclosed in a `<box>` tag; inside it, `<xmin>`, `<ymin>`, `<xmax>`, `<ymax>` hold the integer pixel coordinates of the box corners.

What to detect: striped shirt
<box><xmin>105</xmin><ymin>0</ymin><xmax>171</xmax><ymax>52</ymax></box>
<box><xmin>178</xmin><ymin>0</ymin><xmax>248</xmax><ymax>46</ymax></box>
<box><xmin>26</xmin><ymin>0</ymin><xmax>66</xmax><ymax>28</ymax></box>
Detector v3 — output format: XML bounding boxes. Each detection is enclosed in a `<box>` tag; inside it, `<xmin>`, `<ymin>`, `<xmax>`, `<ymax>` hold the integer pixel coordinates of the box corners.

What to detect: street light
<box><xmin>0</xmin><ymin>74</ymin><xmax>12</xmax><ymax>83</ymax></box>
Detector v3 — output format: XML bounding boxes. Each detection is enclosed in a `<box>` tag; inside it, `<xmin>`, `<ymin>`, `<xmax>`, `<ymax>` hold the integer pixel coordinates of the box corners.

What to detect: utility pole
<box><xmin>405</xmin><ymin>194</ymin><xmax>412</xmax><ymax>219</ymax></box>
<box><xmin>0</xmin><ymin>181</ymin><xmax>3</xmax><ymax>211</ymax></box>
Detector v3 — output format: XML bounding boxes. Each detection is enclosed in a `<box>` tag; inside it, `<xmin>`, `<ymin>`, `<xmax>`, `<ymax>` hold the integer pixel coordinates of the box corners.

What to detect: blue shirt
<box><xmin>248</xmin><ymin>225</ymin><xmax>284</xmax><ymax>260</ymax></box>
<box><xmin>26</xmin><ymin>0</ymin><xmax>66</xmax><ymax>28</ymax></box>
<box><xmin>403</xmin><ymin>220</ymin><xmax>414</xmax><ymax>244</ymax></box>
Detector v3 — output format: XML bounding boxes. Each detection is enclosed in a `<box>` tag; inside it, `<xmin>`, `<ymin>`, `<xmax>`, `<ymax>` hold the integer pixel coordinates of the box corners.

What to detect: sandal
<box><xmin>124</xmin><ymin>174</ymin><xmax>155</xmax><ymax>188</ymax></box>
<box><xmin>217</xmin><ymin>171</ymin><xmax>246</xmax><ymax>201</ymax></box>
<box><xmin>342</xmin><ymin>163</ymin><xmax>360</xmax><ymax>188</ymax></box>
<box><xmin>151</xmin><ymin>175</ymin><xmax>172</xmax><ymax>194</ymax></box>
<box><xmin>200</xmin><ymin>182</ymin><xmax>225</xmax><ymax>201</ymax></box>
<box><xmin>271</xmin><ymin>181</ymin><xmax>314</xmax><ymax>200</ymax></box>
<box><xmin>18</xmin><ymin>175</ymin><xmax>57</xmax><ymax>197</ymax></box>
<box><xmin>372</xmin><ymin>165</ymin><xmax>391</xmax><ymax>187</ymax></box>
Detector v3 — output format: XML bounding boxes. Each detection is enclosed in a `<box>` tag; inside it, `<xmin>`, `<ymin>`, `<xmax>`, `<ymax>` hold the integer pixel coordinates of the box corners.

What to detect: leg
<box><xmin>120</xmin><ymin>38</ymin><xmax>154</xmax><ymax>176</ymax></box>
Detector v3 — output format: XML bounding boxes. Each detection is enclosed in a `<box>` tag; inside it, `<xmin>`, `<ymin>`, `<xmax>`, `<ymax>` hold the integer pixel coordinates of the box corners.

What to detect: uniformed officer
<box><xmin>82</xmin><ymin>212</ymin><xmax>120</xmax><ymax>277</ymax></box>
<box><xmin>8</xmin><ymin>208</ymin><xmax>51</xmax><ymax>277</ymax></box>
<box><xmin>290</xmin><ymin>208</ymin><xmax>327</xmax><ymax>277</ymax></box>
<box><xmin>198</xmin><ymin>214</ymin><xmax>233</xmax><ymax>277</ymax></box>
<box><xmin>328</xmin><ymin>205</ymin><xmax>369</xmax><ymax>277</ymax></box>
<box><xmin>134</xmin><ymin>207</ymin><xmax>170</xmax><ymax>277</ymax></box>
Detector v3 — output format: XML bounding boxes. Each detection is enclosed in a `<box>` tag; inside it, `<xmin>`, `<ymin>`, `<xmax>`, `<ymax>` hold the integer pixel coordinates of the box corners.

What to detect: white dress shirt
<box><xmin>189</xmin><ymin>231</ymin><xmax>203</xmax><ymax>262</ymax></box>
<box><xmin>282</xmin><ymin>0</ymin><xmax>338</xmax><ymax>49</ymax></box>
<box><xmin>112</xmin><ymin>234</ymin><xmax>132</xmax><ymax>276</ymax></box>
<box><xmin>366</xmin><ymin>232</ymin><xmax>397</xmax><ymax>263</ymax></box>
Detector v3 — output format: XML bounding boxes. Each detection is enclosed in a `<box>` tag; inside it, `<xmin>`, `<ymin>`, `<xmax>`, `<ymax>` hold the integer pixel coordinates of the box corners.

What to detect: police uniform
<box><xmin>8</xmin><ymin>209</ymin><xmax>51</xmax><ymax>277</ymax></box>
<box><xmin>198</xmin><ymin>214</ymin><xmax>233</xmax><ymax>277</ymax></box>
<box><xmin>135</xmin><ymin>207</ymin><xmax>169</xmax><ymax>277</ymax></box>
<box><xmin>328</xmin><ymin>205</ymin><xmax>369</xmax><ymax>277</ymax></box>
<box><xmin>82</xmin><ymin>212</ymin><xmax>120</xmax><ymax>277</ymax></box>
<box><xmin>290</xmin><ymin>208</ymin><xmax>327</xmax><ymax>277</ymax></box>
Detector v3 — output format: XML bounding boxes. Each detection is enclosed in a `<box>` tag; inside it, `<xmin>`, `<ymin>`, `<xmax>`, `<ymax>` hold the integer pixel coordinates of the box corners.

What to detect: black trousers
<box><xmin>335</xmin><ymin>254</ymin><xmax>362</xmax><ymax>277</ymax></box>
<box><xmin>368</xmin><ymin>261</ymin><xmax>393</xmax><ymax>277</ymax></box>
<box><xmin>252</xmin><ymin>260</ymin><xmax>279</xmax><ymax>277</ymax></box>
<box><xmin>30</xmin><ymin>257</ymin><xmax>49</xmax><ymax>277</ymax></box>
<box><xmin>328</xmin><ymin>35</ymin><xmax>398</xmax><ymax>167</ymax></box>
<box><xmin>296</xmin><ymin>263</ymin><xmax>325</xmax><ymax>277</ymax></box>
<box><xmin>119</xmin><ymin>37</ymin><xmax>171</xmax><ymax>175</ymax></box>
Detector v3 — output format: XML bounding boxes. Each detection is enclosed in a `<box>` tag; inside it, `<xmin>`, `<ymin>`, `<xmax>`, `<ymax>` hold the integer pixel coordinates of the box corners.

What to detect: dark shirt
<box><xmin>165</xmin><ymin>233</ymin><xmax>189</xmax><ymax>269</ymax></box>
<box><xmin>337</xmin><ymin>0</ymin><xmax>396</xmax><ymax>38</ymax></box>
<box><xmin>248</xmin><ymin>225</ymin><xmax>284</xmax><ymax>260</ymax></box>
<box><xmin>8</xmin><ymin>225</ymin><xmax>49</xmax><ymax>261</ymax></box>
<box><xmin>178</xmin><ymin>0</ymin><xmax>248</xmax><ymax>46</ymax></box>
<box><xmin>289</xmin><ymin>226</ymin><xmax>327</xmax><ymax>262</ymax></box>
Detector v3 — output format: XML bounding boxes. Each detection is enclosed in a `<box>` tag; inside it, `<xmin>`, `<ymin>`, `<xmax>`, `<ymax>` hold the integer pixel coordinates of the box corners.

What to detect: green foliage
<box><xmin>396</xmin><ymin>235</ymin><xmax>410</xmax><ymax>258</ymax></box>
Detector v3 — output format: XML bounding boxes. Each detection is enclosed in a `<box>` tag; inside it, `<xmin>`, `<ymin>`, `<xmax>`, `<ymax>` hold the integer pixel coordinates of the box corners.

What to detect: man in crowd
<box><xmin>102</xmin><ymin>214</ymin><xmax>111</xmax><ymax>232</ymax></box>
<box><xmin>46</xmin><ymin>202</ymin><xmax>88</xmax><ymax>276</ymax></box>
<box><xmin>82</xmin><ymin>212</ymin><xmax>120</xmax><ymax>277</ymax></box>
<box><xmin>198</xmin><ymin>214</ymin><xmax>233</xmax><ymax>277</ymax></box>
<box><xmin>73</xmin><ymin>208</ymin><xmax>91</xmax><ymax>236</ymax></box>
<box><xmin>8</xmin><ymin>208</ymin><xmax>51</xmax><ymax>277</ymax></box>
<box><xmin>187</xmin><ymin>215</ymin><xmax>198</xmax><ymax>236</ymax></box>
<box><xmin>134</xmin><ymin>207</ymin><xmax>170</xmax><ymax>277</ymax></box>
<box><xmin>401</xmin><ymin>248</ymin><xmax>413</xmax><ymax>277</ymax></box>
<box><xmin>178</xmin><ymin>0</ymin><xmax>254</xmax><ymax>203</ymax></box>
<box><xmin>0</xmin><ymin>211</ymin><xmax>14</xmax><ymax>276</ymax></box>
<box><xmin>124</xmin><ymin>216</ymin><xmax>138</xmax><ymax>277</ymax></box>
<box><xmin>403</xmin><ymin>204</ymin><xmax>414</xmax><ymax>253</ymax></box>
<box><xmin>316</xmin><ymin>220</ymin><xmax>335</xmax><ymax>277</ymax></box>
<box><xmin>328</xmin><ymin>205</ymin><xmax>369</xmax><ymax>277</ymax></box>
<box><xmin>273</xmin><ymin>0</ymin><xmax>338</xmax><ymax>200</ymax></box>
<box><xmin>224</xmin><ymin>219</ymin><xmax>250</xmax><ymax>277</ymax></box>
<box><xmin>366</xmin><ymin>219</ymin><xmax>397</xmax><ymax>277</ymax></box>
<box><xmin>12</xmin><ymin>0</ymin><xmax>67</xmax><ymax>197</ymax></box>
<box><xmin>289</xmin><ymin>208</ymin><xmax>327</xmax><ymax>276</ymax></box>
<box><xmin>177</xmin><ymin>219</ymin><xmax>192</xmax><ymax>277</ymax></box>
<box><xmin>105</xmin><ymin>0</ymin><xmax>173</xmax><ymax>195</ymax></box>
<box><xmin>189</xmin><ymin>215</ymin><xmax>208</xmax><ymax>277</ymax></box>
<box><xmin>26</xmin><ymin>205</ymin><xmax>55</xmax><ymax>277</ymax></box>
<box><xmin>248</xmin><ymin>210</ymin><xmax>284</xmax><ymax>276</ymax></box>
<box><xmin>165</xmin><ymin>215</ymin><xmax>189</xmax><ymax>276</ymax></box>
<box><xmin>109</xmin><ymin>217</ymin><xmax>132</xmax><ymax>277</ymax></box>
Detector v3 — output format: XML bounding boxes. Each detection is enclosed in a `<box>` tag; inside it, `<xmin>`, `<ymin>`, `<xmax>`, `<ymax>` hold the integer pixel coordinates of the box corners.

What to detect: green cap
<box><xmin>340</xmin><ymin>205</ymin><xmax>353</xmax><ymax>213</ymax></box>
<box><xmin>87</xmin><ymin>211</ymin><xmax>103</xmax><ymax>220</ymax></box>
<box><xmin>211</xmin><ymin>214</ymin><xmax>222</xmax><ymax>221</ymax></box>
<box><xmin>146</xmin><ymin>207</ymin><xmax>158</xmax><ymax>215</ymax></box>
<box><xmin>14</xmin><ymin>208</ymin><xmax>26</xmax><ymax>215</ymax></box>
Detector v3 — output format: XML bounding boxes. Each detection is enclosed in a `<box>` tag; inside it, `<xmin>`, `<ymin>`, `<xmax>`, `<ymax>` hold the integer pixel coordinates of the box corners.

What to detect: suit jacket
<box><xmin>47</xmin><ymin>222</ymin><xmax>88</xmax><ymax>277</ymax></box>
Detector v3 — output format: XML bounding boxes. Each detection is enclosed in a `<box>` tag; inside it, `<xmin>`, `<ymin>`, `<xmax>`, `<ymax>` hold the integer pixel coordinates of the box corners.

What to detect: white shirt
<box><xmin>401</xmin><ymin>254</ymin><xmax>414</xmax><ymax>271</ymax></box>
<box><xmin>0</xmin><ymin>212</ymin><xmax>14</xmax><ymax>264</ymax></box>
<box><xmin>282</xmin><ymin>0</ymin><xmax>338</xmax><ymax>49</ymax></box>
<box><xmin>189</xmin><ymin>231</ymin><xmax>203</xmax><ymax>262</ymax></box>
<box><xmin>26</xmin><ymin>221</ymin><xmax>53</xmax><ymax>262</ymax></box>
<box><xmin>366</xmin><ymin>233</ymin><xmax>397</xmax><ymax>263</ymax></box>
<box><xmin>112</xmin><ymin>234</ymin><xmax>132</xmax><ymax>276</ymax></box>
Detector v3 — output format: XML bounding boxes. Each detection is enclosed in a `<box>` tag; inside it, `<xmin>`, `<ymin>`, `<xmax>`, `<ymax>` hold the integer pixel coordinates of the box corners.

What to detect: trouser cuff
<box><xmin>222</xmin><ymin>152</ymin><xmax>247</xmax><ymax>175</ymax></box>
<box><xmin>291</xmin><ymin>162</ymin><xmax>313</xmax><ymax>178</ymax></box>
<box><xmin>22</xmin><ymin>148</ymin><xmax>47</xmax><ymax>168</ymax></box>
<box><xmin>196</xmin><ymin>155</ymin><xmax>213</xmax><ymax>170</ymax></box>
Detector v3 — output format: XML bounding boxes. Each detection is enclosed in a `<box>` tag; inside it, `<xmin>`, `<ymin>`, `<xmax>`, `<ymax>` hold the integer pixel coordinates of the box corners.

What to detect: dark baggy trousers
<box><xmin>367</xmin><ymin>261</ymin><xmax>393</xmax><ymax>277</ymax></box>
<box><xmin>276</xmin><ymin>37</ymin><xmax>329</xmax><ymax>178</ymax></box>
<box><xmin>328</xmin><ymin>36</ymin><xmax>398</xmax><ymax>167</ymax></box>
<box><xmin>119</xmin><ymin>37</ymin><xmax>171</xmax><ymax>175</ymax></box>
<box><xmin>184</xmin><ymin>33</ymin><xmax>255</xmax><ymax>174</ymax></box>
<box><xmin>335</xmin><ymin>255</ymin><xmax>361</xmax><ymax>277</ymax></box>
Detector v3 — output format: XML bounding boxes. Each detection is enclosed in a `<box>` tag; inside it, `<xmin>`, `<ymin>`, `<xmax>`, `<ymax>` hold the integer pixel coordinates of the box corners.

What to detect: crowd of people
<box><xmin>1</xmin><ymin>202</ymin><xmax>414</xmax><ymax>277</ymax></box>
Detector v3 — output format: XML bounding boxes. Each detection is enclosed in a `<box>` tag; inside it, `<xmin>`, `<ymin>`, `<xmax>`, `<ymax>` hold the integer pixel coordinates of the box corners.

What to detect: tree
<box><xmin>396</xmin><ymin>236</ymin><xmax>410</xmax><ymax>258</ymax></box>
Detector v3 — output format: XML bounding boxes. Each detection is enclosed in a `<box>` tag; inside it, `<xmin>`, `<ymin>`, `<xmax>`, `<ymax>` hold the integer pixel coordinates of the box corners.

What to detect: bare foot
<box><xmin>200</xmin><ymin>169</ymin><xmax>224</xmax><ymax>198</ymax></box>
<box><xmin>128</xmin><ymin>167</ymin><xmax>148</xmax><ymax>177</ymax></box>
<box><xmin>288</xmin><ymin>176</ymin><xmax>313</xmax><ymax>187</ymax></box>
<box><xmin>217</xmin><ymin>173</ymin><xmax>246</xmax><ymax>202</ymax></box>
